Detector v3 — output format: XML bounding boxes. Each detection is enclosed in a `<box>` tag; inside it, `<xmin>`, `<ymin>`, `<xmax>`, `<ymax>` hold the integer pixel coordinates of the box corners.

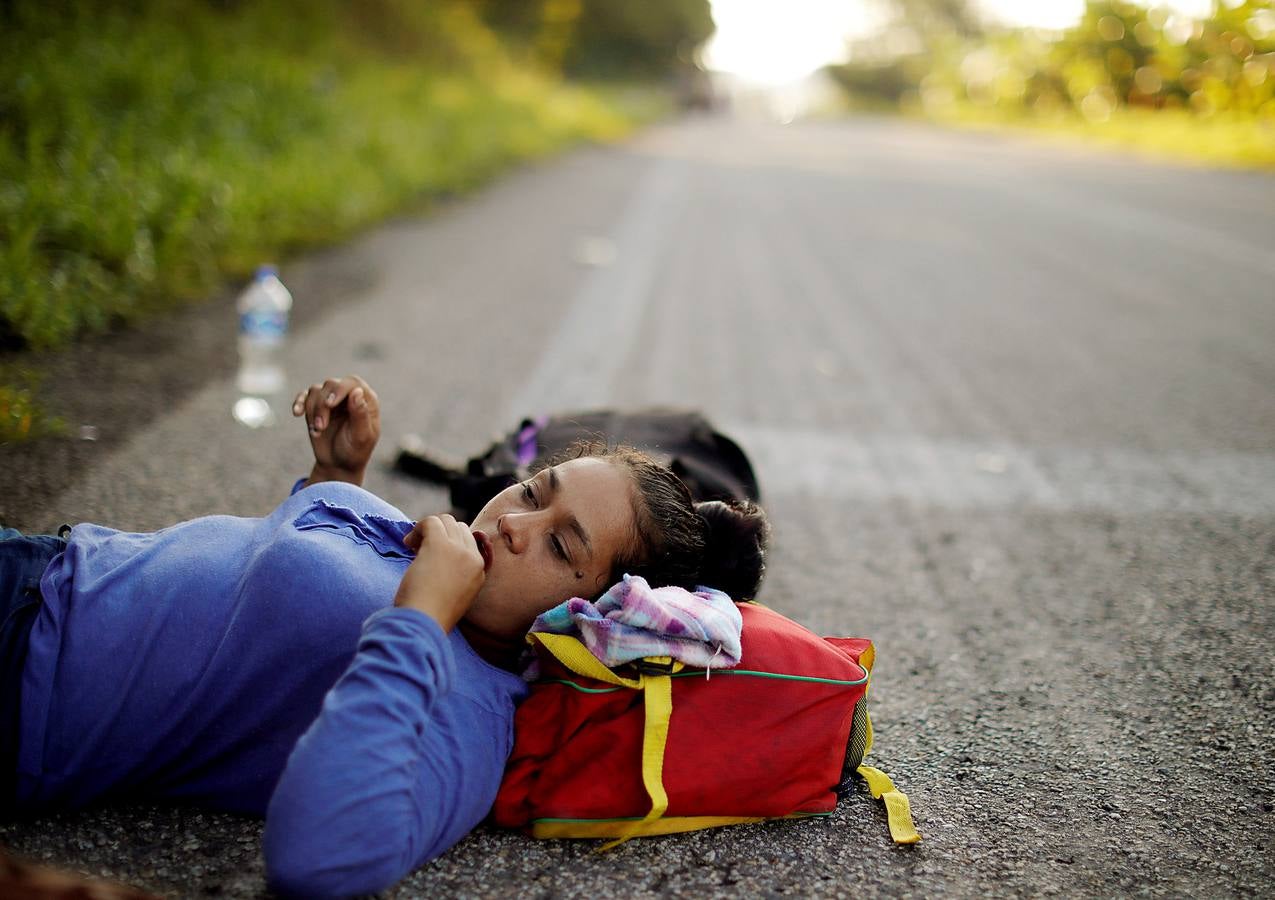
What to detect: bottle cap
<box><xmin>255</xmin><ymin>264</ymin><xmax>279</xmax><ymax>280</ymax></box>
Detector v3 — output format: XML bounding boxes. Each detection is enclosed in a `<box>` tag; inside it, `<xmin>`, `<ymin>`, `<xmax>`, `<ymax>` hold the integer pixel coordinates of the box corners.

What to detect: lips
<box><xmin>472</xmin><ymin>530</ymin><xmax>494</xmax><ymax>572</ymax></box>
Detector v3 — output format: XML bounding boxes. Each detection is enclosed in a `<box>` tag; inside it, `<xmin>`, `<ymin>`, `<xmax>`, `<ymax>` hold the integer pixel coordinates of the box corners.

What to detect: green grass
<box><xmin>922</xmin><ymin>105</ymin><xmax>1275</xmax><ymax>170</ymax></box>
<box><xmin>0</xmin><ymin>2</ymin><xmax>658</xmax><ymax>354</ymax></box>
<box><xmin>0</xmin><ymin>369</ymin><xmax>64</xmax><ymax>444</ymax></box>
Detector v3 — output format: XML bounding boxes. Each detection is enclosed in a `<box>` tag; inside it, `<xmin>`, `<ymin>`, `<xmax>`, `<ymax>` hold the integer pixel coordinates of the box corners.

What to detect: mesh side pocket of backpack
<box><xmin>833</xmin><ymin>698</ymin><xmax>871</xmax><ymax>797</ymax></box>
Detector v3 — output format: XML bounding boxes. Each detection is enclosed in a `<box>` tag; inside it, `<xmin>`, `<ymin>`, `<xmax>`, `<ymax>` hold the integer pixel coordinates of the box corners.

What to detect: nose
<box><xmin>498</xmin><ymin>512</ymin><xmax>534</xmax><ymax>555</ymax></box>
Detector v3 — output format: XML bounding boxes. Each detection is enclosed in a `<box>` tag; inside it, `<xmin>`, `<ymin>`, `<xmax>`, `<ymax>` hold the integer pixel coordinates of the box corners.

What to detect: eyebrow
<box><xmin>547</xmin><ymin>466</ymin><xmax>593</xmax><ymax>561</ymax></box>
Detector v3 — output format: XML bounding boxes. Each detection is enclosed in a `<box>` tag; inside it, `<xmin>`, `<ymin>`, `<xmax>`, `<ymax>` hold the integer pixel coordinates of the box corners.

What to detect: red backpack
<box><xmin>494</xmin><ymin>602</ymin><xmax>919</xmax><ymax>847</ymax></box>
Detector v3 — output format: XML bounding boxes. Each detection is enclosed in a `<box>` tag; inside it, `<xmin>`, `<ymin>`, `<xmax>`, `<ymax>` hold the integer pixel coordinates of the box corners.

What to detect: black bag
<box><xmin>394</xmin><ymin>409</ymin><xmax>761</xmax><ymax>522</ymax></box>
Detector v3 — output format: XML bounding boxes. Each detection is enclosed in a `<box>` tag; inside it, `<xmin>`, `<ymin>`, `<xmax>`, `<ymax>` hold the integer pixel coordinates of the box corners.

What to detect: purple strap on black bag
<box><xmin>515</xmin><ymin>416</ymin><xmax>550</xmax><ymax>467</ymax></box>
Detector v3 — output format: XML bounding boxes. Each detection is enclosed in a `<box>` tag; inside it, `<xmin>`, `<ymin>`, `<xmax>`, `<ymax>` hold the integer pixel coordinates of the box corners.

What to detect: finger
<box><xmin>457</xmin><ymin>525</ymin><xmax>484</xmax><ymax>575</ymax></box>
<box><xmin>420</xmin><ymin>516</ymin><xmax>448</xmax><ymax>542</ymax></box>
<box><xmin>321</xmin><ymin>377</ymin><xmax>347</xmax><ymax>408</ymax></box>
<box><xmin>439</xmin><ymin>515</ymin><xmax>471</xmax><ymax>547</ymax></box>
<box><xmin>303</xmin><ymin>383</ymin><xmax>326</xmax><ymax>433</ymax></box>
<box><xmin>347</xmin><ymin>387</ymin><xmax>375</xmax><ymax>446</ymax></box>
<box><xmin>350</xmin><ymin>380</ymin><xmax>380</xmax><ymax>441</ymax></box>
<box><xmin>347</xmin><ymin>376</ymin><xmax>377</xmax><ymax>413</ymax></box>
<box><xmin>447</xmin><ymin>517</ymin><xmax>474</xmax><ymax>543</ymax></box>
<box><xmin>447</xmin><ymin>520</ymin><xmax>481</xmax><ymax>559</ymax></box>
<box><xmin>439</xmin><ymin>515</ymin><xmax>464</xmax><ymax>543</ymax></box>
<box><xmin>291</xmin><ymin>390</ymin><xmax>307</xmax><ymax>417</ymax></box>
<box><xmin>358</xmin><ymin>380</ymin><xmax>378</xmax><ymax>413</ymax></box>
<box><xmin>312</xmin><ymin>378</ymin><xmax>344</xmax><ymax>432</ymax></box>
<box><xmin>407</xmin><ymin>519</ymin><xmax>437</xmax><ymax>553</ymax></box>
<box><xmin>308</xmin><ymin>377</ymin><xmax>351</xmax><ymax>431</ymax></box>
<box><xmin>322</xmin><ymin>375</ymin><xmax>366</xmax><ymax>411</ymax></box>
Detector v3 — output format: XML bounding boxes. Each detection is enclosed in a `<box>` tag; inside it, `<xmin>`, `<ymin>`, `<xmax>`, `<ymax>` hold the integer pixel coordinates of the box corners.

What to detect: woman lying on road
<box><xmin>1</xmin><ymin>375</ymin><xmax>768</xmax><ymax>897</ymax></box>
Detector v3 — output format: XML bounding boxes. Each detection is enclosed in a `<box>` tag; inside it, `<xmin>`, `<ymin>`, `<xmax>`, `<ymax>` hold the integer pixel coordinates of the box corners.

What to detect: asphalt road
<box><xmin>3</xmin><ymin>114</ymin><xmax>1274</xmax><ymax>897</ymax></box>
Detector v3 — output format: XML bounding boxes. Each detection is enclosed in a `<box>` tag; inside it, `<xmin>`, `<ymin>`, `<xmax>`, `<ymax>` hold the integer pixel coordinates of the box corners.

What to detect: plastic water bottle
<box><xmin>233</xmin><ymin>265</ymin><xmax>292</xmax><ymax>427</ymax></box>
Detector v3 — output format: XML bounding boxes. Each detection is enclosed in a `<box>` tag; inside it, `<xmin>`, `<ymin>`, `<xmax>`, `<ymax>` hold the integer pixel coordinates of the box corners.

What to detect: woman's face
<box><xmin>463</xmin><ymin>456</ymin><xmax>637</xmax><ymax>640</ymax></box>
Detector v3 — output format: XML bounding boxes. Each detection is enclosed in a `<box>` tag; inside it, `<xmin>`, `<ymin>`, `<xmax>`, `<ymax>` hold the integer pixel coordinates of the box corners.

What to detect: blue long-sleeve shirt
<box><xmin>17</xmin><ymin>481</ymin><xmax>528</xmax><ymax>897</ymax></box>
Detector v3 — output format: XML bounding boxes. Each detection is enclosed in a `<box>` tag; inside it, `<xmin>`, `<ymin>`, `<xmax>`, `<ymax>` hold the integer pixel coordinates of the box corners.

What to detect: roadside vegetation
<box><xmin>0</xmin><ymin>0</ymin><xmax>709</xmax><ymax>441</ymax></box>
<box><xmin>826</xmin><ymin>0</ymin><xmax>1275</xmax><ymax>169</ymax></box>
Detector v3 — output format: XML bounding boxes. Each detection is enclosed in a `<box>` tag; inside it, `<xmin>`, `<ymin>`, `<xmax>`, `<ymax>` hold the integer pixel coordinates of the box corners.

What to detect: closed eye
<box><xmin>550</xmin><ymin>534</ymin><xmax>569</xmax><ymax>562</ymax></box>
<box><xmin>521</xmin><ymin>482</ymin><xmax>538</xmax><ymax>508</ymax></box>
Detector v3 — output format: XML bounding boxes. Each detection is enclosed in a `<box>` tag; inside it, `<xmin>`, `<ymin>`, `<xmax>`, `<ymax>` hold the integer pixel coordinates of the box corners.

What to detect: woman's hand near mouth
<box><xmin>394</xmin><ymin>515</ymin><xmax>486</xmax><ymax>631</ymax></box>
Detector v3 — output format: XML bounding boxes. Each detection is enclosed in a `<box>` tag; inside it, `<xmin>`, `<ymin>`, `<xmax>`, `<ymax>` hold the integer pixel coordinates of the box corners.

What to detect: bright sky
<box><xmin>705</xmin><ymin>0</ymin><xmax>1219</xmax><ymax>84</ymax></box>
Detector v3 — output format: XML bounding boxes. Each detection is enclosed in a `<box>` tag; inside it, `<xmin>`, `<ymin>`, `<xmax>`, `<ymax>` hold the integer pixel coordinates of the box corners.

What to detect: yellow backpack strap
<box><xmin>525</xmin><ymin>637</ymin><xmax>681</xmax><ymax>850</ymax></box>
<box><xmin>600</xmin><ymin>657</ymin><xmax>676</xmax><ymax>850</ymax></box>
<box><xmin>857</xmin><ymin>765</ymin><xmax>921</xmax><ymax>845</ymax></box>
<box><xmin>526</xmin><ymin>632</ymin><xmax>642</xmax><ymax>688</ymax></box>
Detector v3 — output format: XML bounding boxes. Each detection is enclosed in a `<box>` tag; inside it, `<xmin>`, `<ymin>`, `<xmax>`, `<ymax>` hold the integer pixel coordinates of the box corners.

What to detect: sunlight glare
<box><xmin>705</xmin><ymin>0</ymin><xmax>877</xmax><ymax>84</ymax></box>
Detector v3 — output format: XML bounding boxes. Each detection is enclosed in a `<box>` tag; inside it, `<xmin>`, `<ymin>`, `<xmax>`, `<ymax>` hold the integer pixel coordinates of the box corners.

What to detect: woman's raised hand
<box><xmin>394</xmin><ymin>515</ymin><xmax>486</xmax><ymax>631</ymax></box>
<box><xmin>293</xmin><ymin>375</ymin><xmax>381</xmax><ymax>487</ymax></box>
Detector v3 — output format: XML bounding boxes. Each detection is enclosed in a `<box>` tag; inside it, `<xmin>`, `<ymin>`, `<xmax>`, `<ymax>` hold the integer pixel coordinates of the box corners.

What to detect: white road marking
<box><xmin>502</xmin><ymin>159</ymin><xmax>686</xmax><ymax>420</ymax></box>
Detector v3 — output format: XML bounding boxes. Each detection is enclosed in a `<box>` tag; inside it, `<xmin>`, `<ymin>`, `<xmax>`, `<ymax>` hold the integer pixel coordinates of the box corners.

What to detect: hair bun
<box><xmin>694</xmin><ymin>499</ymin><xmax>770</xmax><ymax>600</ymax></box>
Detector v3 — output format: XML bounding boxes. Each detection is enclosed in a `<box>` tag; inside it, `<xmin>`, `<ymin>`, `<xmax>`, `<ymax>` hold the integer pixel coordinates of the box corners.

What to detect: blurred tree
<box><xmin>887</xmin><ymin>0</ymin><xmax>982</xmax><ymax>42</ymax></box>
<box><xmin>1057</xmin><ymin>2</ymin><xmax>1159</xmax><ymax>107</ymax></box>
<box><xmin>826</xmin><ymin>0</ymin><xmax>1275</xmax><ymax>120</ymax></box>
<box><xmin>478</xmin><ymin>0</ymin><xmax>714</xmax><ymax>78</ymax></box>
<box><xmin>826</xmin><ymin>0</ymin><xmax>980</xmax><ymax>105</ymax></box>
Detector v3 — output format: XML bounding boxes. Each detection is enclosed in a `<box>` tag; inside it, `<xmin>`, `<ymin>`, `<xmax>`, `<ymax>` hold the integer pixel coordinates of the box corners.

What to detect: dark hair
<box><xmin>542</xmin><ymin>442</ymin><xmax>770</xmax><ymax>600</ymax></box>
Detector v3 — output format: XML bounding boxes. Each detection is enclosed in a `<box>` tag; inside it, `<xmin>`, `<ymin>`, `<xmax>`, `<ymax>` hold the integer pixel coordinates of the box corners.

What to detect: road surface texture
<box><xmin>2</xmin><ymin>115</ymin><xmax>1273</xmax><ymax>897</ymax></box>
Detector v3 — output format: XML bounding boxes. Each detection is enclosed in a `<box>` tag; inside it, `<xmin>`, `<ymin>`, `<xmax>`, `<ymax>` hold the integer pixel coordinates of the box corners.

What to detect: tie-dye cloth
<box><xmin>526</xmin><ymin>574</ymin><xmax>743</xmax><ymax>678</ymax></box>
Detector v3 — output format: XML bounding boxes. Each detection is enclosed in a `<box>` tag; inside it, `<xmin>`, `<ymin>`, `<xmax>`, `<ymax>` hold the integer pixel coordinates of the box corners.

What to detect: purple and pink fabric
<box><xmin>527</xmin><ymin>574</ymin><xmax>743</xmax><ymax>676</ymax></box>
